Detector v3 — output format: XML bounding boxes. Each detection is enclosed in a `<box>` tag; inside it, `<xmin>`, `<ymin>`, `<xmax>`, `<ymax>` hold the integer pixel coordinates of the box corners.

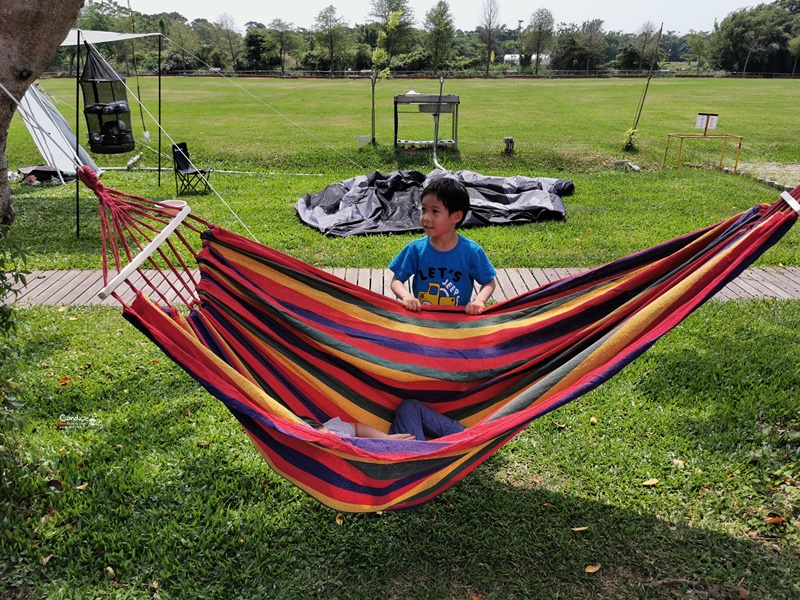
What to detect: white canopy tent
<box><xmin>62</xmin><ymin>29</ymin><xmax>163</xmax><ymax>236</ymax></box>
<box><xmin>60</xmin><ymin>29</ymin><xmax>160</xmax><ymax>47</ymax></box>
<box><xmin>17</xmin><ymin>83</ymin><xmax>100</xmax><ymax>181</ymax></box>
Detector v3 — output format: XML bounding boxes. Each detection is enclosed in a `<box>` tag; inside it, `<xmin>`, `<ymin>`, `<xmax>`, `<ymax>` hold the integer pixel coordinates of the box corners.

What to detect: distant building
<box><xmin>503</xmin><ymin>53</ymin><xmax>551</xmax><ymax>67</ymax></box>
<box><xmin>532</xmin><ymin>53</ymin><xmax>551</xmax><ymax>66</ymax></box>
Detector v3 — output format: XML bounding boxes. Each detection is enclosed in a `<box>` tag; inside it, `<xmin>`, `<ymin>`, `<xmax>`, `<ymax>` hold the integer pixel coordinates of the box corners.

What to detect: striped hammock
<box><xmin>78</xmin><ymin>167</ymin><xmax>800</xmax><ymax>512</ymax></box>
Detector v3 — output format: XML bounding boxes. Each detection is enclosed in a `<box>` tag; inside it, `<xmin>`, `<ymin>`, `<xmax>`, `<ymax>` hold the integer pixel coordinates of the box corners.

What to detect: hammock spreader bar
<box><xmin>78</xmin><ymin>167</ymin><xmax>799</xmax><ymax>512</ymax></box>
<box><xmin>781</xmin><ymin>190</ymin><xmax>800</xmax><ymax>214</ymax></box>
<box><xmin>98</xmin><ymin>201</ymin><xmax>191</xmax><ymax>299</ymax></box>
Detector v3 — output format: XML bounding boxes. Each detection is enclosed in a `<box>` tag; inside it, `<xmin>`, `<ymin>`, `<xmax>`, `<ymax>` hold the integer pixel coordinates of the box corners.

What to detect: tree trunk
<box><xmin>0</xmin><ymin>0</ymin><xmax>85</xmax><ymax>227</ymax></box>
<box><xmin>227</xmin><ymin>33</ymin><xmax>236</xmax><ymax>73</ymax></box>
<box><xmin>742</xmin><ymin>50</ymin><xmax>752</xmax><ymax>77</ymax></box>
<box><xmin>371</xmin><ymin>77</ymin><xmax>376</xmax><ymax>144</ymax></box>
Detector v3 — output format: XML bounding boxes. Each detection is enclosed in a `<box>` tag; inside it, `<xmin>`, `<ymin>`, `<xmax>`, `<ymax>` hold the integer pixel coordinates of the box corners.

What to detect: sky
<box><xmin>127</xmin><ymin>0</ymin><xmax>752</xmax><ymax>36</ymax></box>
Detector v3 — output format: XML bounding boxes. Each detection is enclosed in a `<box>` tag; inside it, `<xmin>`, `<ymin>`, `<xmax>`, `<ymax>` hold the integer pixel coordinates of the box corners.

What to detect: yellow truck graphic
<box><xmin>418</xmin><ymin>282</ymin><xmax>458</xmax><ymax>306</ymax></box>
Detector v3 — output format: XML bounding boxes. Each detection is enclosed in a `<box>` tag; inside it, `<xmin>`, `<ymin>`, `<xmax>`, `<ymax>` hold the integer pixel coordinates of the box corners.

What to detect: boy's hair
<box><xmin>300</xmin><ymin>417</ymin><xmax>324</xmax><ymax>430</ymax></box>
<box><xmin>421</xmin><ymin>177</ymin><xmax>470</xmax><ymax>227</ymax></box>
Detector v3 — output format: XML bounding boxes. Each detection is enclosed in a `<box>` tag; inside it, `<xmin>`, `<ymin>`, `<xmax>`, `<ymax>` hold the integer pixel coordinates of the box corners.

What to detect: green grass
<box><xmin>12</xmin><ymin>77</ymin><xmax>800</xmax><ymax>172</ymax></box>
<box><xmin>6</xmin><ymin>77</ymin><xmax>800</xmax><ymax>269</ymax></box>
<box><xmin>2</xmin><ymin>302</ymin><xmax>798</xmax><ymax>599</ymax></box>
<box><xmin>12</xmin><ymin>77</ymin><xmax>800</xmax><ymax>168</ymax></box>
<box><xmin>3</xmin><ymin>77</ymin><xmax>800</xmax><ymax>598</ymax></box>
<box><xmin>13</xmin><ymin>168</ymin><xmax>797</xmax><ymax>270</ymax></box>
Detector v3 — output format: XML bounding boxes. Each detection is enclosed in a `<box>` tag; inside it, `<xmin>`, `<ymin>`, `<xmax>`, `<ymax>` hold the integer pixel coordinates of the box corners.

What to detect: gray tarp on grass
<box><xmin>295</xmin><ymin>169</ymin><xmax>572</xmax><ymax>237</ymax></box>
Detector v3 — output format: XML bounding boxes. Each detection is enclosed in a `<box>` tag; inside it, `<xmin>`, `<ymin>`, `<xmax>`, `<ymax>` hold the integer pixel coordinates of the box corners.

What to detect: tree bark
<box><xmin>0</xmin><ymin>0</ymin><xmax>85</xmax><ymax>227</ymax></box>
<box><xmin>742</xmin><ymin>51</ymin><xmax>752</xmax><ymax>77</ymax></box>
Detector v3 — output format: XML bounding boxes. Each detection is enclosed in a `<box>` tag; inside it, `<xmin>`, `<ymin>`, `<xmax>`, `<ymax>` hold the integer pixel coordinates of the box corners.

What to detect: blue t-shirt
<box><xmin>389</xmin><ymin>235</ymin><xmax>496</xmax><ymax>307</ymax></box>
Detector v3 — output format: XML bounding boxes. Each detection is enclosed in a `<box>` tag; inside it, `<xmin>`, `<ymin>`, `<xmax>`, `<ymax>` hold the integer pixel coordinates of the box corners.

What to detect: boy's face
<box><xmin>420</xmin><ymin>193</ymin><xmax>462</xmax><ymax>238</ymax></box>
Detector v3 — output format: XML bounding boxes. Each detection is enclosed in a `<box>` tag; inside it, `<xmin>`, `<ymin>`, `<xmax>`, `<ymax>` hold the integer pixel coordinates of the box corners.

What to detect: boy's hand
<box><xmin>401</xmin><ymin>296</ymin><xmax>422</xmax><ymax>311</ymax></box>
<box><xmin>390</xmin><ymin>276</ymin><xmax>421</xmax><ymax>311</ymax></box>
<box><xmin>465</xmin><ymin>300</ymin><xmax>486</xmax><ymax>315</ymax></box>
<box><xmin>387</xmin><ymin>433</ymin><xmax>416</xmax><ymax>440</ymax></box>
<box><xmin>467</xmin><ymin>279</ymin><xmax>496</xmax><ymax>315</ymax></box>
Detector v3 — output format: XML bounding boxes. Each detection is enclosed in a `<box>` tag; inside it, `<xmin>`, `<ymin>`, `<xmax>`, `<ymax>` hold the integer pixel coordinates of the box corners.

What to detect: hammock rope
<box><xmin>78</xmin><ymin>167</ymin><xmax>799</xmax><ymax>512</ymax></box>
<box><xmin>81</xmin><ymin>168</ymin><xmax>205</xmax><ymax>306</ymax></box>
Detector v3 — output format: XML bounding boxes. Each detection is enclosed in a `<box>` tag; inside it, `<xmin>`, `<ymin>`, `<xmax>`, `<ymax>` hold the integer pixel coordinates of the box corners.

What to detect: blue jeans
<box><xmin>389</xmin><ymin>399</ymin><xmax>466</xmax><ymax>441</ymax></box>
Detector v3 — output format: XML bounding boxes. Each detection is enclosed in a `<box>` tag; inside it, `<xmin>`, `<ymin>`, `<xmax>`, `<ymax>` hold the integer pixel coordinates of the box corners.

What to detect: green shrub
<box><xmin>623</xmin><ymin>127</ymin><xmax>638</xmax><ymax>152</ymax></box>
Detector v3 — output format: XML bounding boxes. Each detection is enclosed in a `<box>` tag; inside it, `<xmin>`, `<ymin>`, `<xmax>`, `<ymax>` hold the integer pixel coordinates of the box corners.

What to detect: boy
<box><xmin>389</xmin><ymin>177</ymin><xmax>497</xmax><ymax>315</ymax></box>
<box><xmin>303</xmin><ymin>399</ymin><xmax>465</xmax><ymax>442</ymax></box>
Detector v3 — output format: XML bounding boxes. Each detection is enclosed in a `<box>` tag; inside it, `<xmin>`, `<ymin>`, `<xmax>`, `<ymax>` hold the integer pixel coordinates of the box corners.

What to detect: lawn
<box><xmin>2</xmin><ymin>77</ymin><xmax>799</xmax><ymax>599</ymax></box>
<box><xmin>6</xmin><ymin>77</ymin><xmax>800</xmax><ymax>269</ymax></box>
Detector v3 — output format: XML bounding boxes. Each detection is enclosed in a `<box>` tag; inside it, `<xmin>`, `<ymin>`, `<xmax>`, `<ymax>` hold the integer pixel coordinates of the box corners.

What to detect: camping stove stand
<box><xmin>394</xmin><ymin>93</ymin><xmax>460</xmax><ymax>150</ymax></box>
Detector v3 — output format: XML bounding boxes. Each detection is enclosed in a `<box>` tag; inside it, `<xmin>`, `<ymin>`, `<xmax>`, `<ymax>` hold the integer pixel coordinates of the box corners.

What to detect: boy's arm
<box><xmin>390</xmin><ymin>275</ymin><xmax>422</xmax><ymax>311</ymax></box>
<box><xmin>465</xmin><ymin>277</ymin><xmax>497</xmax><ymax>315</ymax></box>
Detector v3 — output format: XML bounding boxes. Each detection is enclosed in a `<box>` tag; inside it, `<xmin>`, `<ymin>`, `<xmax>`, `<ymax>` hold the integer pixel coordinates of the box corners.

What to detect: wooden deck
<box><xmin>11</xmin><ymin>266</ymin><xmax>800</xmax><ymax>307</ymax></box>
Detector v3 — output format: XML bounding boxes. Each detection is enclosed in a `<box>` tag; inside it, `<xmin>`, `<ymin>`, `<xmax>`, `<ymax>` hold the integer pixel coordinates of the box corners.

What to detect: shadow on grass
<box><xmin>11</xmin><ymin>188</ymin><xmax>103</xmax><ymax>265</ymax></box>
<box><xmin>9</xmin><ymin>440</ymin><xmax>795</xmax><ymax>599</ymax></box>
<box><xmin>3</xmin><ymin>304</ymin><xmax>800</xmax><ymax>599</ymax></box>
<box><xmin>6</xmin><ymin>406</ymin><xmax>799</xmax><ymax>598</ymax></box>
<box><xmin>7</xmin><ymin>417</ymin><xmax>796</xmax><ymax>599</ymax></box>
<box><xmin>635</xmin><ymin>299</ymin><xmax>800</xmax><ymax>448</ymax></box>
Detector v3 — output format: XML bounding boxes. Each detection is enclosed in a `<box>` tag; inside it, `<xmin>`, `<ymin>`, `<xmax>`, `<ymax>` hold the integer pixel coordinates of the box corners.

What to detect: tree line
<box><xmin>60</xmin><ymin>0</ymin><xmax>800</xmax><ymax>77</ymax></box>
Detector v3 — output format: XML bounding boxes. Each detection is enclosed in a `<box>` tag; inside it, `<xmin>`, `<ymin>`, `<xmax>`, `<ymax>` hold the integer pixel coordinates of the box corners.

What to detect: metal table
<box><xmin>393</xmin><ymin>93</ymin><xmax>460</xmax><ymax>149</ymax></box>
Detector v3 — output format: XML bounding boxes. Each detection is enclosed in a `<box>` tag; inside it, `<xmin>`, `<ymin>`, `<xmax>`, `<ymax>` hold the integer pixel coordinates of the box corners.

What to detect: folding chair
<box><xmin>172</xmin><ymin>142</ymin><xmax>212</xmax><ymax>195</ymax></box>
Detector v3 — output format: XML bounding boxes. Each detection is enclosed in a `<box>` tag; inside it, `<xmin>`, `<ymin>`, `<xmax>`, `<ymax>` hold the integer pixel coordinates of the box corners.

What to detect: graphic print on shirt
<box><xmin>416</xmin><ymin>267</ymin><xmax>462</xmax><ymax>305</ymax></box>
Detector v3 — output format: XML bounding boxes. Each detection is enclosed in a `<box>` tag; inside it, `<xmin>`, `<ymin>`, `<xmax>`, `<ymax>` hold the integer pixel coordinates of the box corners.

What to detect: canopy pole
<box><xmin>75</xmin><ymin>31</ymin><xmax>81</xmax><ymax>238</ymax></box>
<box><xmin>158</xmin><ymin>34</ymin><xmax>162</xmax><ymax>186</ymax></box>
<box><xmin>432</xmin><ymin>76</ymin><xmax>445</xmax><ymax>171</ymax></box>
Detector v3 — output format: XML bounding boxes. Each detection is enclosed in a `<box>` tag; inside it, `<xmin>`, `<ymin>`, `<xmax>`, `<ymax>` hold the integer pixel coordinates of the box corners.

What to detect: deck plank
<box><xmin>529</xmin><ymin>268</ymin><xmax>551</xmax><ymax>288</ymax></box>
<box><xmin>344</xmin><ymin>267</ymin><xmax>359</xmax><ymax>288</ymax></box>
<box><xmin>761</xmin><ymin>267</ymin><xmax>800</xmax><ymax>295</ymax></box>
<box><xmin>368</xmin><ymin>269</ymin><xmax>384</xmax><ymax>295</ymax></box>
<box><xmin>383</xmin><ymin>268</ymin><xmax>396</xmax><ymax>298</ymax></box>
<box><xmin>540</xmin><ymin>268</ymin><xmax>561</xmax><ymax>284</ymax></box>
<box><xmin>504</xmin><ymin>268</ymin><xmax>528</xmax><ymax>298</ymax></box>
<box><xmin>9</xmin><ymin>267</ymin><xmax>800</xmax><ymax>307</ymax></box>
<box><xmin>736</xmin><ymin>271</ymin><xmax>782</xmax><ymax>299</ymax></box>
<box><xmin>493</xmin><ymin>270</ymin><xmax>515</xmax><ymax>302</ymax></box>
<box><xmin>52</xmin><ymin>271</ymin><xmax>104</xmax><ymax>306</ymax></box>
<box><xmin>746</xmin><ymin>268</ymin><xmax>795</xmax><ymax>299</ymax></box>
<box><xmin>517</xmin><ymin>268</ymin><xmax>541</xmax><ymax>293</ymax></box>
<box><xmin>784</xmin><ymin>267</ymin><xmax>800</xmax><ymax>287</ymax></box>
<box><xmin>15</xmin><ymin>270</ymin><xmax>56</xmax><ymax>301</ymax></box>
<box><xmin>712</xmin><ymin>284</ymin><xmax>737</xmax><ymax>301</ymax></box>
<box><xmin>723</xmin><ymin>276</ymin><xmax>761</xmax><ymax>299</ymax></box>
<box><xmin>552</xmin><ymin>268</ymin><xmax>574</xmax><ymax>282</ymax></box>
<box><xmin>22</xmin><ymin>270</ymin><xmax>82</xmax><ymax>305</ymax></box>
<box><xmin>356</xmin><ymin>268</ymin><xmax>371</xmax><ymax>291</ymax></box>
